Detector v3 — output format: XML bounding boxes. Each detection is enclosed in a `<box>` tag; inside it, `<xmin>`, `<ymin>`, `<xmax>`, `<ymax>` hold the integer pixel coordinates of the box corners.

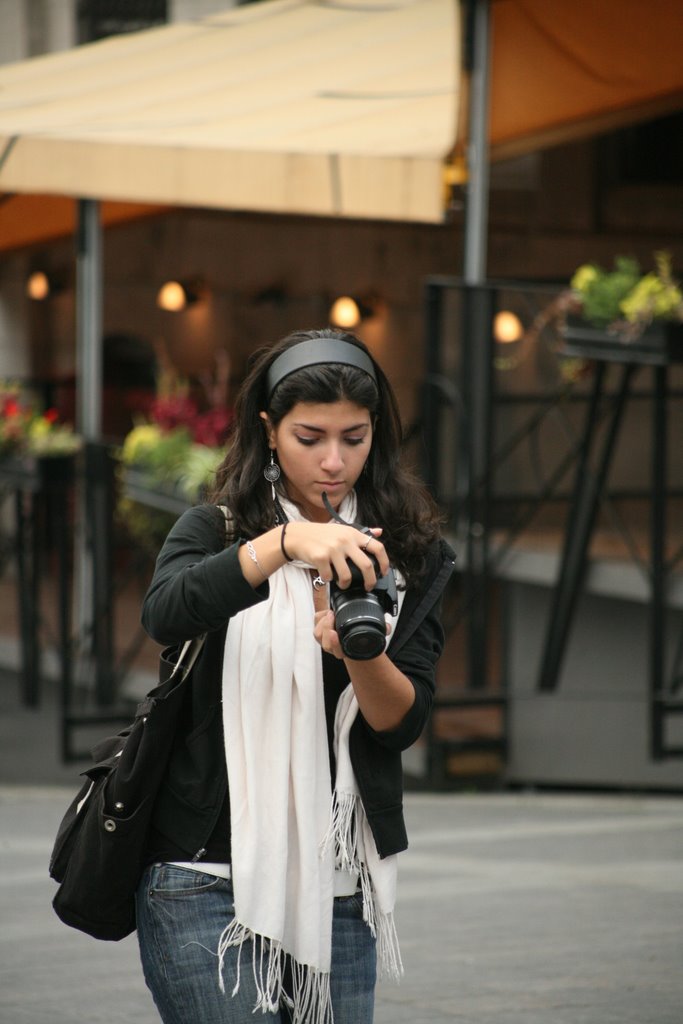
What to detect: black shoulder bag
<box><xmin>49</xmin><ymin>635</ymin><xmax>205</xmax><ymax>940</ymax></box>
<box><xmin>50</xmin><ymin>503</ymin><xmax>234</xmax><ymax>940</ymax></box>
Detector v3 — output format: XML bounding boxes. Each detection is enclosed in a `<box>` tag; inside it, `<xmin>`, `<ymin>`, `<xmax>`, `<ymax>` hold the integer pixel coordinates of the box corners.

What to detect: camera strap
<box><xmin>321</xmin><ymin>492</ymin><xmax>373</xmax><ymax>536</ymax></box>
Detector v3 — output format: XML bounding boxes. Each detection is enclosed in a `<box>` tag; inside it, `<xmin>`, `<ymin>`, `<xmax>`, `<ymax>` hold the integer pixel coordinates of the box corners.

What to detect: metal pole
<box><xmin>74</xmin><ymin>199</ymin><xmax>103</xmax><ymax>695</ymax></box>
<box><xmin>463</xmin><ymin>283</ymin><xmax>494</xmax><ymax>689</ymax></box>
<box><xmin>463</xmin><ymin>0</ymin><xmax>491</xmax><ymax>286</ymax></box>
<box><xmin>461</xmin><ymin>1</ymin><xmax>493</xmax><ymax>687</ymax></box>
<box><xmin>650</xmin><ymin>365</ymin><xmax>667</xmax><ymax>758</ymax></box>
<box><xmin>76</xmin><ymin>199</ymin><xmax>102</xmax><ymax>441</ymax></box>
<box><xmin>15</xmin><ymin>488</ymin><xmax>40</xmax><ymax>706</ymax></box>
<box><xmin>423</xmin><ymin>280</ymin><xmax>444</xmax><ymax>496</ymax></box>
<box><xmin>56</xmin><ymin>464</ymin><xmax>74</xmax><ymax>761</ymax></box>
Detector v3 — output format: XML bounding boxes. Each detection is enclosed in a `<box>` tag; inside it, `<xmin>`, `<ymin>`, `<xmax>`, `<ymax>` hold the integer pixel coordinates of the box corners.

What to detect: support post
<box><xmin>15</xmin><ymin>488</ymin><xmax>40</xmax><ymax>706</ymax></box>
<box><xmin>76</xmin><ymin>199</ymin><xmax>103</xmax><ymax>442</ymax></box>
<box><xmin>650</xmin><ymin>365</ymin><xmax>667</xmax><ymax>758</ymax></box>
<box><xmin>86</xmin><ymin>441</ymin><xmax>116</xmax><ymax>705</ymax></box>
<box><xmin>538</xmin><ymin>364</ymin><xmax>635</xmax><ymax>691</ymax></box>
<box><xmin>462</xmin><ymin>284</ymin><xmax>494</xmax><ymax>689</ymax></box>
<box><xmin>460</xmin><ymin>1</ymin><xmax>493</xmax><ymax>689</ymax></box>
<box><xmin>74</xmin><ymin>200</ymin><xmax>113</xmax><ymax>704</ymax></box>
<box><xmin>423</xmin><ymin>280</ymin><xmax>444</xmax><ymax>495</ymax></box>
<box><xmin>463</xmin><ymin>0</ymin><xmax>491</xmax><ymax>288</ymax></box>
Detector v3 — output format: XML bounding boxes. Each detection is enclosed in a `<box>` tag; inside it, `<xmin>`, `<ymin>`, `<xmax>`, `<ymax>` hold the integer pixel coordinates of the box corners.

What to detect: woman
<box><xmin>136</xmin><ymin>329</ymin><xmax>455</xmax><ymax>1024</ymax></box>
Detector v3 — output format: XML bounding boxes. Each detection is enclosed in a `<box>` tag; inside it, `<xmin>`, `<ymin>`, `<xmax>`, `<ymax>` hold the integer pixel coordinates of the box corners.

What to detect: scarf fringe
<box><xmin>321</xmin><ymin>791</ymin><xmax>404</xmax><ymax>982</ymax></box>
<box><xmin>375</xmin><ymin>909</ymin><xmax>403</xmax><ymax>981</ymax></box>
<box><xmin>217</xmin><ymin>920</ymin><xmax>333</xmax><ymax>1024</ymax></box>
<box><xmin>320</xmin><ymin>790</ymin><xmax>357</xmax><ymax>870</ymax></box>
<box><xmin>217</xmin><ymin>789</ymin><xmax>401</xmax><ymax>1020</ymax></box>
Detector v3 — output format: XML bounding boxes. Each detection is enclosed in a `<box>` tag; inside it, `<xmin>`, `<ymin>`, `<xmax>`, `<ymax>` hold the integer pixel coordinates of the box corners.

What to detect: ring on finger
<box><xmin>362</xmin><ymin>538</ymin><xmax>373</xmax><ymax>553</ymax></box>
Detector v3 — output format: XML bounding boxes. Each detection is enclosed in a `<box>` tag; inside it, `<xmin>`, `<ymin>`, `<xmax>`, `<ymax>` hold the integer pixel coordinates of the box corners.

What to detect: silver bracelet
<box><xmin>245</xmin><ymin>540</ymin><xmax>268</xmax><ymax>580</ymax></box>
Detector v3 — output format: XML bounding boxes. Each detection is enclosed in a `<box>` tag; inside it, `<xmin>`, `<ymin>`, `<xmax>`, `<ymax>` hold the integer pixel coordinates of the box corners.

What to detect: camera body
<box><xmin>329</xmin><ymin>555</ymin><xmax>398</xmax><ymax>661</ymax></box>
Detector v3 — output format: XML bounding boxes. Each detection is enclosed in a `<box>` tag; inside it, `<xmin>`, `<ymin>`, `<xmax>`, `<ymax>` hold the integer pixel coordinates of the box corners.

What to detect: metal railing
<box><xmin>420</xmin><ymin>276</ymin><xmax>683</xmax><ymax>771</ymax></box>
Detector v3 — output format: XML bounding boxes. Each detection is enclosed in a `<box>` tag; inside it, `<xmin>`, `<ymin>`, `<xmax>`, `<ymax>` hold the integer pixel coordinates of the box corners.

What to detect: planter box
<box><xmin>0</xmin><ymin>453</ymin><xmax>76</xmax><ymax>492</ymax></box>
<box><xmin>122</xmin><ymin>467</ymin><xmax>192</xmax><ymax>516</ymax></box>
<box><xmin>560</xmin><ymin>316</ymin><xmax>683</xmax><ymax>366</ymax></box>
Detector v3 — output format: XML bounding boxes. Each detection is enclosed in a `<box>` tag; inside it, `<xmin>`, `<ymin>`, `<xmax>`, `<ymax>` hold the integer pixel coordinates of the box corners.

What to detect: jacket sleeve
<box><xmin>359</xmin><ymin>538</ymin><xmax>455</xmax><ymax>752</ymax></box>
<box><xmin>141</xmin><ymin>504</ymin><xmax>269</xmax><ymax>645</ymax></box>
<box><xmin>361</xmin><ymin>590</ymin><xmax>445</xmax><ymax>753</ymax></box>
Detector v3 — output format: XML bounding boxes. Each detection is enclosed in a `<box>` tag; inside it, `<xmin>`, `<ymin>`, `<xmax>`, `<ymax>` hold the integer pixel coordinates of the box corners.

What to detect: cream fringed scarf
<box><xmin>217</xmin><ymin>495</ymin><xmax>403</xmax><ymax>1023</ymax></box>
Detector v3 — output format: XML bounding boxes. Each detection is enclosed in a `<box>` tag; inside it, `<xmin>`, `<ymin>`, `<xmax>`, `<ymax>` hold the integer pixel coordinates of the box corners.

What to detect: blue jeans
<box><xmin>136</xmin><ymin>864</ymin><xmax>377</xmax><ymax>1024</ymax></box>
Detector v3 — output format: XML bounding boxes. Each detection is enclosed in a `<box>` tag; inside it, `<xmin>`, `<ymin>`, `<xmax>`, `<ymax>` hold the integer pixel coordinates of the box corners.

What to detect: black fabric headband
<box><xmin>265</xmin><ymin>338</ymin><xmax>377</xmax><ymax>402</ymax></box>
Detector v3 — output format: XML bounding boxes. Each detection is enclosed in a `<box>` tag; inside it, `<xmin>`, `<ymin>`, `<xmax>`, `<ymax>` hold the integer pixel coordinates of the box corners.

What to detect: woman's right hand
<box><xmin>282</xmin><ymin>521</ymin><xmax>389</xmax><ymax>591</ymax></box>
<box><xmin>237</xmin><ymin>521</ymin><xmax>389</xmax><ymax>592</ymax></box>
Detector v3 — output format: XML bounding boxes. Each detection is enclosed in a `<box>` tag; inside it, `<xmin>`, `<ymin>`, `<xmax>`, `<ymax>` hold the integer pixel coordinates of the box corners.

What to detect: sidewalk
<box><xmin>1</xmin><ymin>773</ymin><xmax>682</xmax><ymax>1019</ymax></box>
<box><xmin>2</xmin><ymin>658</ymin><xmax>683</xmax><ymax>1024</ymax></box>
<box><xmin>1</xmin><ymin>499</ymin><xmax>680</xmax><ymax>1019</ymax></box>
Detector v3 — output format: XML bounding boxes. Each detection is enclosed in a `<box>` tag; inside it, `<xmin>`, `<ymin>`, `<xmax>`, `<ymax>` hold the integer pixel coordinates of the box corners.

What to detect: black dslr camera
<box><xmin>323</xmin><ymin>495</ymin><xmax>398</xmax><ymax>661</ymax></box>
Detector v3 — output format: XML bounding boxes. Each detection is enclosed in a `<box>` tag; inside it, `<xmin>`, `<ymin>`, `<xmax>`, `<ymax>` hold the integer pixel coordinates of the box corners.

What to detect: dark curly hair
<box><xmin>210</xmin><ymin>329</ymin><xmax>442</xmax><ymax>584</ymax></box>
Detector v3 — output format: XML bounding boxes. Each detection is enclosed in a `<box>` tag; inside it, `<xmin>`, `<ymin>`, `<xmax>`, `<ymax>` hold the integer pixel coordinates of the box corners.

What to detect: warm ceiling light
<box><xmin>329</xmin><ymin>294</ymin><xmax>377</xmax><ymax>330</ymax></box>
<box><xmin>493</xmin><ymin>310</ymin><xmax>524</xmax><ymax>344</ymax></box>
<box><xmin>329</xmin><ymin>296</ymin><xmax>361</xmax><ymax>329</ymax></box>
<box><xmin>157</xmin><ymin>280</ymin><xmax>200</xmax><ymax>312</ymax></box>
<box><xmin>26</xmin><ymin>271</ymin><xmax>51</xmax><ymax>300</ymax></box>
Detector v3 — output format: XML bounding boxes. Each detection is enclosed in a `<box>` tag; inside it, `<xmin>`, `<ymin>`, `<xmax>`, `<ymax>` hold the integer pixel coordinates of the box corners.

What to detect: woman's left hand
<box><xmin>314</xmin><ymin>606</ymin><xmax>410</xmax><ymax>731</ymax></box>
<box><xmin>314</xmin><ymin>609</ymin><xmax>342</xmax><ymax>659</ymax></box>
<box><xmin>314</xmin><ymin>608</ymin><xmax>391</xmax><ymax>661</ymax></box>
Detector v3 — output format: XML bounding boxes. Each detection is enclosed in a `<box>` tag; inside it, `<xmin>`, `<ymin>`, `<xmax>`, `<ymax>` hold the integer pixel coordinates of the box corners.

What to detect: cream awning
<box><xmin>0</xmin><ymin>0</ymin><xmax>458</xmax><ymax>224</ymax></box>
<box><xmin>1</xmin><ymin>0</ymin><xmax>682</xmax><ymax>248</ymax></box>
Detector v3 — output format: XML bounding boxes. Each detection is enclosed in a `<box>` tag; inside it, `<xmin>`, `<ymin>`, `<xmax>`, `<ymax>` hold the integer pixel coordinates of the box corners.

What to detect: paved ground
<box><xmin>2</xmin><ymin>787</ymin><xmax>683</xmax><ymax>1023</ymax></box>
<box><xmin>2</xmin><ymin>669</ymin><xmax>683</xmax><ymax>1023</ymax></box>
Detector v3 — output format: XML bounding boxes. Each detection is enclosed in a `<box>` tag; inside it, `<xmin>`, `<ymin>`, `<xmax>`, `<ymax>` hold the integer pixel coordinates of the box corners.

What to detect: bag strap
<box><xmin>218</xmin><ymin>503</ymin><xmax>234</xmax><ymax>545</ymax></box>
<box><xmin>172</xmin><ymin>635</ymin><xmax>205</xmax><ymax>676</ymax></box>
<box><xmin>159</xmin><ymin>506</ymin><xmax>233</xmax><ymax>687</ymax></box>
<box><xmin>136</xmin><ymin>632</ymin><xmax>204</xmax><ymax>715</ymax></box>
<box><xmin>168</xmin><ymin>505</ymin><xmax>233</xmax><ymax>678</ymax></box>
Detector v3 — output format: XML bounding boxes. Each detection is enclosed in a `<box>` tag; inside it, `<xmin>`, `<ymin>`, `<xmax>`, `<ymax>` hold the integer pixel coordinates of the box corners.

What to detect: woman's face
<box><xmin>261</xmin><ymin>400</ymin><xmax>373</xmax><ymax>523</ymax></box>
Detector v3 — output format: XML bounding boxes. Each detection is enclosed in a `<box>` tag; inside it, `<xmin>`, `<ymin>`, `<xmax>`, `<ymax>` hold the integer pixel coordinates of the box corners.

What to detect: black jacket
<box><xmin>142</xmin><ymin>504</ymin><xmax>455</xmax><ymax>861</ymax></box>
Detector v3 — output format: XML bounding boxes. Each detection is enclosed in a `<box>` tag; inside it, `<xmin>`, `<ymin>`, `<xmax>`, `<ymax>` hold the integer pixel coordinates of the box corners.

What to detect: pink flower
<box><xmin>150</xmin><ymin>395</ymin><xmax>199</xmax><ymax>431</ymax></box>
<box><xmin>190</xmin><ymin>408</ymin><xmax>233</xmax><ymax>447</ymax></box>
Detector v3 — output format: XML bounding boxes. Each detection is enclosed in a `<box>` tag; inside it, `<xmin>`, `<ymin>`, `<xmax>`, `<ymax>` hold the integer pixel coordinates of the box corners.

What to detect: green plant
<box><xmin>524</xmin><ymin>252</ymin><xmax>683</xmax><ymax>383</ymax></box>
<box><xmin>569</xmin><ymin>251</ymin><xmax>683</xmax><ymax>333</ymax></box>
<box><xmin>119</xmin><ymin>422</ymin><xmax>225</xmax><ymax>501</ymax></box>
<box><xmin>0</xmin><ymin>384</ymin><xmax>81</xmax><ymax>458</ymax></box>
<box><xmin>117</xmin><ymin>360</ymin><xmax>232</xmax><ymax>551</ymax></box>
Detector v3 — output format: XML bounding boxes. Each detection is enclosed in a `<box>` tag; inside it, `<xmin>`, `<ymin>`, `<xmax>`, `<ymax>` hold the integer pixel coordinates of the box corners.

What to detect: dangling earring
<box><xmin>263</xmin><ymin>450</ymin><xmax>281</xmax><ymax>484</ymax></box>
<box><xmin>265</xmin><ymin>450</ymin><xmax>287</xmax><ymax>524</ymax></box>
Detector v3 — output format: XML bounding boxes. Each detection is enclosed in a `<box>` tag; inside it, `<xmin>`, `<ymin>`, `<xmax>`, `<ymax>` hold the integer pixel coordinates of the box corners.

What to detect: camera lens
<box><xmin>332</xmin><ymin>594</ymin><xmax>387</xmax><ymax>660</ymax></box>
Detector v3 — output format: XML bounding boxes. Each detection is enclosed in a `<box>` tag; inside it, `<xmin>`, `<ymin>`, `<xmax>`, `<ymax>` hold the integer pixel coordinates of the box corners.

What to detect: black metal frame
<box><xmin>0</xmin><ymin>439</ymin><xmax>198</xmax><ymax>763</ymax></box>
<box><xmin>544</xmin><ymin>322</ymin><xmax>683</xmax><ymax>759</ymax></box>
<box><xmin>0</xmin><ymin>455</ymin><xmax>74</xmax><ymax>712</ymax></box>
<box><xmin>59</xmin><ymin>442</ymin><xmax>133</xmax><ymax>762</ymax></box>
<box><xmin>59</xmin><ymin>445</ymin><xmax>188</xmax><ymax>761</ymax></box>
<box><xmin>421</xmin><ymin>276</ymin><xmax>683</xmax><ymax>768</ymax></box>
<box><xmin>5</xmin><ymin>281</ymin><xmax>682</xmax><ymax>771</ymax></box>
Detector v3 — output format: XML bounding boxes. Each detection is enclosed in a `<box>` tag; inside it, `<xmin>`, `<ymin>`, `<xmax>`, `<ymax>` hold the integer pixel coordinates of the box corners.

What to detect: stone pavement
<box><xmin>2</xmin><ymin>786</ymin><xmax>683</xmax><ymax>1024</ymax></box>
<box><xmin>1</xmin><ymin>666</ymin><xmax>683</xmax><ymax>1023</ymax></box>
